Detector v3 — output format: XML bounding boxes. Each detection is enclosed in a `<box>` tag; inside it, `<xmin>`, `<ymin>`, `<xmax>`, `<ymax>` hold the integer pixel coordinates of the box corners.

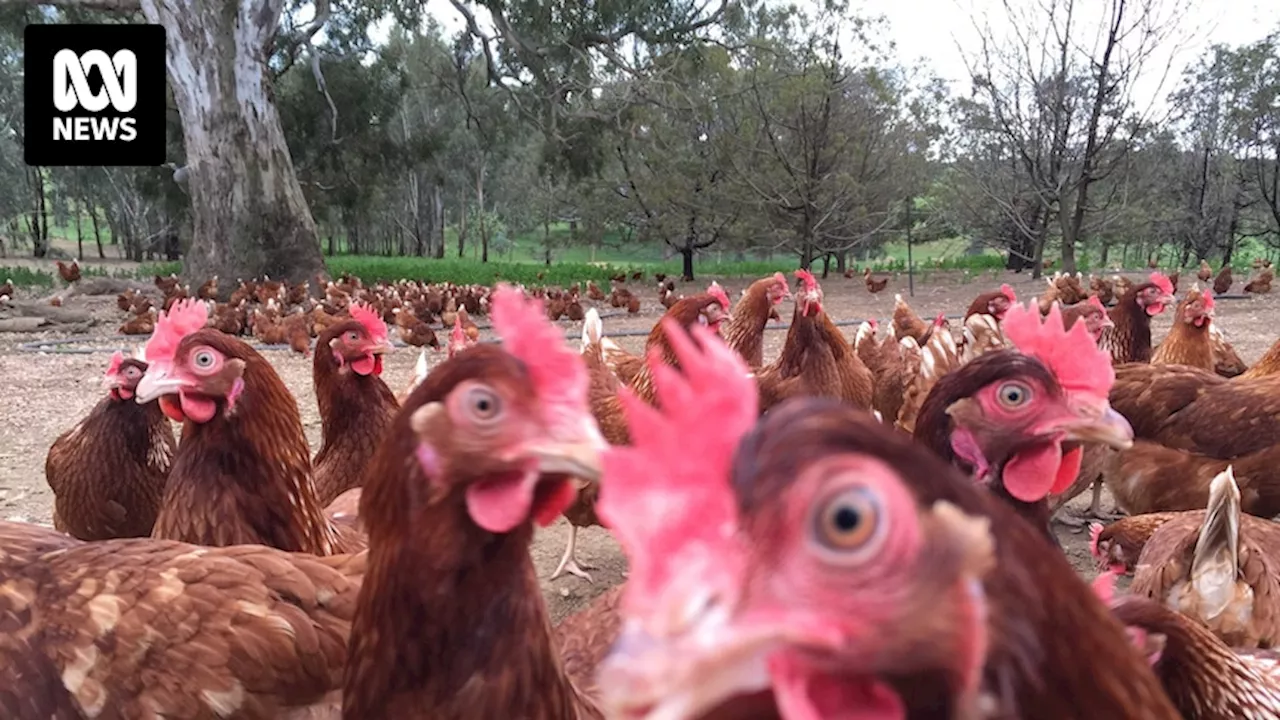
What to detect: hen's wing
<box><xmin>1111</xmin><ymin>365</ymin><xmax>1280</xmax><ymax>457</ymax></box>
<box><xmin>0</xmin><ymin>521</ymin><xmax>363</xmax><ymax>719</ymax></box>
<box><xmin>555</xmin><ymin>586</ymin><xmax>622</xmax><ymax>698</ymax></box>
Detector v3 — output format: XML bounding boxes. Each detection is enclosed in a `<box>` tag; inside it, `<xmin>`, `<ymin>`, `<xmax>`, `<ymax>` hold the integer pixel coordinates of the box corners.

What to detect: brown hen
<box><xmin>45</xmin><ymin>352</ymin><xmax>175</xmax><ymax>540</ymax></box>
<box><xmin>0</xmin><ymin>520</ymin><xmax>364</xmax><ymax>719</ymax></box>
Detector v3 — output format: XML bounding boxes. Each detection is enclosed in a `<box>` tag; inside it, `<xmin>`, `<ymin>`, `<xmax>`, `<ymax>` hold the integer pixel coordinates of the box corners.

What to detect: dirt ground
<box><xmin>2</xmin><ymin>261</ymin><xmax>1277</xmax><ymax>624</ymax></box>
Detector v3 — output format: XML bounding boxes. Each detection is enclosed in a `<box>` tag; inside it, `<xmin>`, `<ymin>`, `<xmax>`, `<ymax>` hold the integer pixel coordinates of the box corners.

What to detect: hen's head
<box><xmin>930</xmin><ymin>303</ymin><xmax>1132</xmax><ymax>504</ymax></box>
<box><xmin>1133</xmin><ymin>272</ymin><xmax>1175</xmax><ymax>317</ymax></box>
<box><xmin>101</xmin><ymin>350</ymin><xmax>148</xmax><ymax>402</ymax></box>
<box><xmin>136</xmin><ymin>299</ymin><xmax>246</xmax><ymax>424</ymax></box>
<box><xmin>795</xmin><ymin>269</ymin><xmax>823</xmax><ymax>317</ymax></box>
<box><xmin>1080</xmin><ymin>296</ymin><xmax>1114</xmax><ymax>341</ymax></box>
<box><xmin>327</xmin><ymin>302</ymin><xmax>394</xmax><ymax>375</ymax></box>
<box><xmin>1178</xmin><ymin>285</ymin><xmax>1214</xmax><ymax>328</ymax></box>
<box><xmin>703</xmin><ymin>282</ymin><xmax>732</xmax><ymax>332</ymax></box>
<box><xmin>988</xmin><ymin>284</ymin><xmax>1017</xmax><ymax>319</ymax></box>
<box><xmin>597</xmin><ymin>339</ymin><xmax>997</xmax><ymax>720</ymax></box>
<box><xmin>765</xmin><ymin>272</ymin><xmax>791</xmax><ymax>306</ymax></box>
<box><xmin>447</xmin><ymin>313</ymin><xmax>470</xmax><ymax>358</ymax></box>
<box><xmin>393</xmin><ymin>285</ymin><xmax>606</xmax><ymax>535</ymax></box>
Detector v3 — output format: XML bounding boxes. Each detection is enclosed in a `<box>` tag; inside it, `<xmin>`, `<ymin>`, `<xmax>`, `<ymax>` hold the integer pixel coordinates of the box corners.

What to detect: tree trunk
<box><xmin>89</xmin><ymin>204</ymin><xmax>104</xmax><ymax>259</ymax></box>
<box><xmin>680</xmin><ymin>248</ymin><xmax>695</xmax><ymax>281</ymax></box>
<box><xmin>432</xmin><ymin>181</ymin><xmax>445</xmax><ymax>259</ymax></box>
<box><xmin>835</xmin><ymin>251</ymin><xmax>847</xmax><ymax>273</ymax></box>
<box><xmin>139</xmin><ymin>0</ymin><xmax>325</xmax><ymax>288</ymax></box>
<box><xmin>75</xmin><ymin>200</ymin><xmax>84</xmax><ymax>260</ymax></box>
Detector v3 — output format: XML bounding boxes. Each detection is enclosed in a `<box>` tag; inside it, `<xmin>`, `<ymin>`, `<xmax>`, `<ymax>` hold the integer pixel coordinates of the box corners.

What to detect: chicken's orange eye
<box><xmin>996</xmin><ymin>381</ymin><xmax>1031</xmax><ymax>408</ymax></box>
<box><xmin>813</xmin><ymin>486</ymin><xmax>882</xmax><ymax>555</ymax></box>
<box><xmin>463</xmin><ymin>385</ymin><xmax>502</xmax><ymax>423</ymax></box>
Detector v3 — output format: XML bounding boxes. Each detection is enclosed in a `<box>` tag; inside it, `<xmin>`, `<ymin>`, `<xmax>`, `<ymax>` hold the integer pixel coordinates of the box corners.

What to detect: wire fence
<box><xmin>15</xmin><ymin>293</ymin><xmax>1255</xmax><ymax>355</ymax></box>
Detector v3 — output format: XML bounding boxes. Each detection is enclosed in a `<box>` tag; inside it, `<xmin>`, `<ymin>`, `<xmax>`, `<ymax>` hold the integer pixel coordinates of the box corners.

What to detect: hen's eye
<box><xmin>193</xmin><ymin>351</ymin><xmax>215</xmax><ymax>369</ymax></box>
<box><xmin>347</xmin><ymin>331</ymin><xmax>360</xmax><ymax>342</ymax></box>
<box><xmin>465</xmin><ymin>386</ymin><xmax>502</xmax><ymax>422</ymax></box>
<box><xmin>124</xmin><ymin>367</ymin><xmax>141</xmax><ymax>379</ymax></box>
<box><xmin>814</xmin><ymin>486</ymin><xmax>881</xmax><ymax>553</ymax></box>
<box><xmin>997</xmin><ymin>381</ymin><xmax>1030</xmax><ymax>408</ymax></box>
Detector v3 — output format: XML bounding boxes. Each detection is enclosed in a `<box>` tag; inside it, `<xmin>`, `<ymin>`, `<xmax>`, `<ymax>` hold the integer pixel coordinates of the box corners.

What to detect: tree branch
<box><xmin>19</xmin><ymin>0</ymin><xmax>140</xmax><ymax>9</ymax></box>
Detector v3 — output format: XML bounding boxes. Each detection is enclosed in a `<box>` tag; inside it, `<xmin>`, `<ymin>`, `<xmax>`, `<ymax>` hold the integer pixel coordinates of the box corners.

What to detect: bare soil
<box><xmin>3</xmin><ymin>260</ymin><xmax>1277</xmax><ymax>624</ymax></box>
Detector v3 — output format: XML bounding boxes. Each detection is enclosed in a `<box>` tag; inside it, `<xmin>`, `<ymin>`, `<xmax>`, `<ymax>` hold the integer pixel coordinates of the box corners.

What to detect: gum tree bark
<box><xmin>32</xmin><ymin>0</ymin><xmax>328</xmax><ymax>286</ymax></box>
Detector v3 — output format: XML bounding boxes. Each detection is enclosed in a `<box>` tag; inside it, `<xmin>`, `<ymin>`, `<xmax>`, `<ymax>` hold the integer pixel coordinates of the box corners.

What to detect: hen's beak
<box><xmin>100</xmin><ymin>374</ymin><xmax>121</xmax><ymax>390</ymax></box>
<box><xmin>1054</xmin><ymin>406</ymin><xmax>1133</xmax><ymax>450</ymax></box>
<box><xmin>369</xmin><ymin>339</ymin><xmax>395</xmax><ymax>355</ymax></box>
<box><xmin>600</xmin><ymin>618</ymin><xmax>780</xmax><ymax>720</ymax></box>
<box><xmin>134</xmin><ymin>370</ymin><xmax>188</xmax><ymax>404</ymax></box>
<box><xmin>521</xmin><ymin>415</ymin><xmax>607</xmax><ymax>483</ymax></box>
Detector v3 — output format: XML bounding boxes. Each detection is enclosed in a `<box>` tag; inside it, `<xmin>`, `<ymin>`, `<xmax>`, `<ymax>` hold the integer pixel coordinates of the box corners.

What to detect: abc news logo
<box><xmin>25</xmin><ymin>24</ymin><xmax>166</xmax><ymax>167</ymax></box>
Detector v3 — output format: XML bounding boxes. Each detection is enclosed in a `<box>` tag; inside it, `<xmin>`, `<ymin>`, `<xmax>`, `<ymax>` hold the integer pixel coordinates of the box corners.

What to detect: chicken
<box><xmin>1210</xmin><ymin>323</ymin><xmax>1248</xmax><ymax>377</ymax></box>
<box><xmin>719</xmin><ymin>273</ymin><xmax>790</xmax><ymax>368</ymax></box>
<box><xmin>863</xmin><ymin>266</ymin><xmax>888</xmax><ymax>293</ymax></box>
<box><xmin>44</xmin><ymin>351</ymin><xmax>176</xmax><ymax>540</ymax></box>
<box><xmin>1130</xmin><ymin>467</ymin><xmax>1280</xmax><ymax>648</ymax></box>
<box><xmin>341</xmin><ymin>286</ymin><xmax>607</xmax><ymax>719</ymax></box>
<box><xmin>196</xmin><ymin>275</ymin><xmax>219</xmax><ymax>300</ymax></box>
<box><xmin>1095</xmin><ymin>363</ymin><xmax>1280</xmax><ymax>519</ymax></box>
<box><xmin>0</xmin><ymin>520</ymin><xmax>364</xmax><ymax>718</ymax></box>
<box><xmin>1242</xmin><ymin>335</ymin><xmax>1280</xmax><ymax>380</ymax></box>
<box><xmin>1213</xmin><ymin>265</ymin><xmax>1234</xmax><ymax>295</ymax></box>
<box><xmin>1060</xmin><ymin>296</ymin><xmax>1114</xmax><ymax>343</ymax></box>
<box><xmin>311</xmin><ymin>303</ymin><xmax>398</xmax><ymax>506</ymax></box>
<box><xmin>959</xmin><ymin>310</ymin><xmax>1009</xmax><ymax>362</ymax></box>
<box><xmin>891</xmin><ymin>317</ymin><xmax>964</xmax><ymax>432</ymax></box>
<box><xmin>56</xmin><ymin>259</ymin><xmax>81</xmax><ymax>284</ymax></box>
<box><xmin>756</xmin><ymin>269</ymin><xmax>874</xmax><ymax>412</ymax></box>
<box><xmin>964</xmin><ymin>283</ymin><xmax>1017</xmax><ymax>321</ymax></box>
<box><xmin>446</xmin><ymin>312</ymin><xmax>475</xmax><ymax>358</ymax></box>
<box><xmin>0</xmin><ymin>277</ymin><xmax>13</xmax><ymax>300</ymax></box>
<box><xmin>595</xmin><ymin>331</ymin><xmax>1179</xmax><ymax>718</ymax></box>
<box><xmin>1090</xmin><ymin>513</ymin><xmax>1186</xmax><ymax>574</ymax></box>
<box><xmin>891</xmin><ymin>292</ymin><xmax>930</xmax><ymax>343</ymax></box>
<box><xmin>1090</xmin><ymin>274</ymin><xmax>1115</xmax><ymax>305</ymax></box>
<box><xmin>399</xmin><ymin>346</ymin><xmax>431</xmax><ymax>404</ymax></box>
<box><xmin>135</xmin><ymin>299</ymin><xmax>358</xmax><ymax>555</ymax></box>
<box><xmin>913</xmin><ymin>303</ymin><xmax>1134</xmax><ymax>542</ymax></box>
<box><xmin>1151</xmin><ymin>285</ymin><xmax>1215</xmax><ymax>371</ymax></box>
<box><xmin>118</xmin><ymin>309</ymin><xmax>156</xmax><ymax>335</ymax></box>
<box><xmin>1109</xmin><ymin>594</ymin><xmax>1280</xmax><ymax>719</ymax></box>
<box><xmin>1098</xmin><ymin>272</ymin><xmax>1175</xmax><ymax>364</ymax></box>
<box><xmin>1198</xmin><ymin>260</ymin><xmax>1214</xmax><ymax>283</ymax></box>
<box><xmin>1244</xmin><ymin>267</ymin><xmax>1274</xmax><ymax>294</ymax></box>
<box><xmin>569</xmin><ymin>286</ymin><xmax>732</xmax><ymax>582</ymax></box>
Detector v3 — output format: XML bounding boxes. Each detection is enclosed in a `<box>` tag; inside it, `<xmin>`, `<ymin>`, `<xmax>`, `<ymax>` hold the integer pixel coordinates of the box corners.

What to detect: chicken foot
<box><xmin>1056</xmin><ymin>480</ymin><xmax>1124</xmax><ymax>527</ymax></box>
<box><xmin>550</xmin><ymin>525</ymin><xmax>594</xmax><ymax>582</ymax></box>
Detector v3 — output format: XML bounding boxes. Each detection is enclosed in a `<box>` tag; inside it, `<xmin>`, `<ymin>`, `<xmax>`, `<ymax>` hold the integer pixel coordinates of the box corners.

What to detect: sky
<box><xmin>379</xmin><ymin>0</ymin><xmax>1280</xmax><ymax>108</ymax></box>
<box><xmin>860</xmin><ymin>0</ymin><xmax>1280</xmax><ymax>106</ymax></box>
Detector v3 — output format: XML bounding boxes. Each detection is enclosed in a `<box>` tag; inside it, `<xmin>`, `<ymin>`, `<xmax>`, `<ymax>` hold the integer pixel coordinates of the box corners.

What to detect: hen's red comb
<box><xmin>1000</xmin><ymin>284</ymin><xmax>1017</xmax><ymax>302</ymax></box>
<box><xmin>795</xmin><ymin>268</ymin><xmax>817</xmax><ymax>292</ymax></box>
<box><xmin>349</xmin><ymin>302</ymin><xmax>388</xmax><ymax>342</ymax></box>
<box><xmin>598</xmin><ymin>319</ymin><xmax>757</xmax><ymax>613</ymax></box>
<box><xmin>144</xmin><ymin>298</ymin><xmax>209</xmax><ymax>369</ymax></box>
<box><xmin>104</xmin><ymin>350</ymin><xmax>124</xmax><ymax>377</ymax></box>
<box><xmin>772</xmin><ymin>272</ymin><xmax>788</xmax><ymax>289</ymax></box>
<box><xmin>706</xmin><ymin>281</ymin><xmax>730</xmax><ymax>310</ymax></box>
<box><xmin>1200</xmin><ymin>287</ymin><xmax>1215</xmax><ymax>312</ymax></box>
<box><xmin>1149</xmin><ymin>272</ymin><xmax>1173</xmax><ymax>295</ymax></box>
<box><xmin>1087</xmin><ymin>295</ymin><xmax>1106</xmax><ymax>311</ymax></box>
<box><xmin>1001</xmin><ymin>302</ymin><xmax>1115</xmax><ymax>404</ymax></box>
<box><xmin>491</xmin><ymin>285</ymin><xmax>585</xmax><ymax>411</ymax></box>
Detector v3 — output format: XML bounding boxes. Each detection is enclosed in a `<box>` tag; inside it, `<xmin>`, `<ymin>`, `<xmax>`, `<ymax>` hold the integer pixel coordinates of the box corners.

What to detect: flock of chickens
<box><xmin>6</xmin><ymin>255</ymin><xmax>1280</xmax><ymax>719</ymax></box>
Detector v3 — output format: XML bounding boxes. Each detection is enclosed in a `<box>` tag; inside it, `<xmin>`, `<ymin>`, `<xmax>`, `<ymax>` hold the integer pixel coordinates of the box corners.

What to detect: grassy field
<box><xmin>6</xmin><ymin>216</ymin><xmax>1271</xmax><ymax>289</ymax></box>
